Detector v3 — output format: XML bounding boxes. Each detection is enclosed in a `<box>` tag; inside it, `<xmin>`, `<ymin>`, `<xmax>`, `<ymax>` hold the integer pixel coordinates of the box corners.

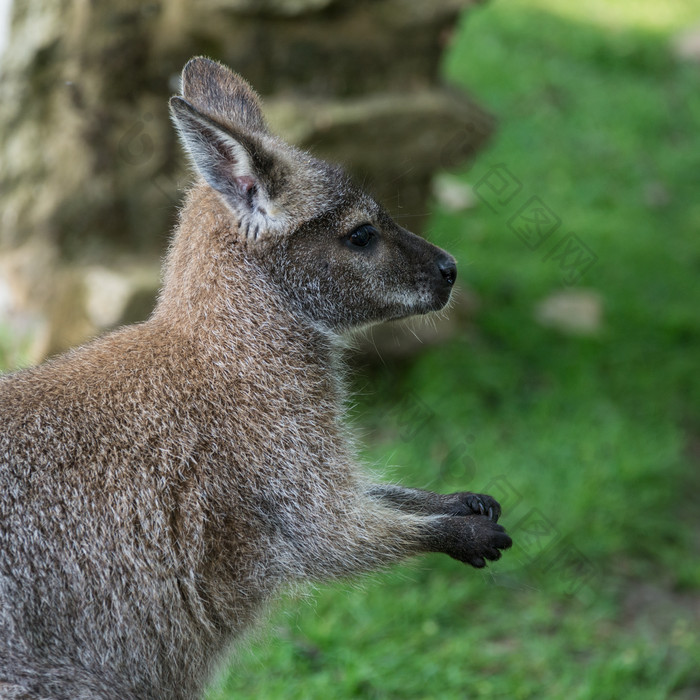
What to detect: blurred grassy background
<box><xmin>204</xmin><ymin>0</ymin><xmax>700</xmax><ymax>698</ymax></box>
<box><xmin>1</xmin><ymin>0</ymin><xmax>697</xmax><ymax>697</ymax></box>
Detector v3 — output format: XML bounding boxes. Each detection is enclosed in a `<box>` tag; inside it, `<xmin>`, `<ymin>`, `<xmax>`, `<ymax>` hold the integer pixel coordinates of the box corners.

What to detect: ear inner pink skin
<box><xmin>236</xmin><ymin>175</ymin><xmax>256</xmax><ymax>194</ymax></box>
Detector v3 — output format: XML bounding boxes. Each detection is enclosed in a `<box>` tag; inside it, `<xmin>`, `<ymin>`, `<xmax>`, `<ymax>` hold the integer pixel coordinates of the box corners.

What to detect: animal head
<box><xmin>170</xmin><ymin>57</ymin><xmax>457</xmax><ymax>333</ymax></box>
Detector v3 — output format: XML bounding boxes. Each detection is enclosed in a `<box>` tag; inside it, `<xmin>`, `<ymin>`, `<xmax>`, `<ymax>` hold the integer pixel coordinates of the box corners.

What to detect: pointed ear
<box><xmin>169</xmin><ymin>96</ymin><xmax>264</xmax><ymax>213</ymax></box>
<box><xmin>180</xmin><ymin>57</ymin><xmax>268</xmax><ymax>135</ymax></box>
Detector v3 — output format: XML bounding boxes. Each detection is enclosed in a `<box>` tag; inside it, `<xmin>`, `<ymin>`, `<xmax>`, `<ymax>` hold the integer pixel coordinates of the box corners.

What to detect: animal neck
<box><xmin>152</xmin><ymin>182</ymin><xmax>341</xmax><ymax>385</ymax></box>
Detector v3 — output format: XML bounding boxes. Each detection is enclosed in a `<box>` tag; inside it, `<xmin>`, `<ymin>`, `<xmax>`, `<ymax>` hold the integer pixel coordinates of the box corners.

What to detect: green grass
<box><xmin>0</xmin><ymin>320</ymin><xmax>33</xmax><ymax>371</ymax></box>
<box><xmin>207</xmin><ymin>1</ymin><xmax>700</xmax><ymax>698</ymax></box>
<box><xmin>3</xmin><ymin>1</ymin><xmax>698</xmax><ymax>697</ymax></box>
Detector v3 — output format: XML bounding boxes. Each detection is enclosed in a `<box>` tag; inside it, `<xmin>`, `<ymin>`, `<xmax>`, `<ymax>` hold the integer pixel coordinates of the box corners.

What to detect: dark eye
<box><xmin>347</xmin><ymin>224</ymin><xmax>377</xmax><ymax>249</ymax></box>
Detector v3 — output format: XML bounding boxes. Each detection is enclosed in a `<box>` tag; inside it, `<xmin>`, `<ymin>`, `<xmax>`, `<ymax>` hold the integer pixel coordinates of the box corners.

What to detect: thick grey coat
<box><xmin>0</xmin><ymin>58</ymin><xmax>511</xmax><ymax>699</ymax></box>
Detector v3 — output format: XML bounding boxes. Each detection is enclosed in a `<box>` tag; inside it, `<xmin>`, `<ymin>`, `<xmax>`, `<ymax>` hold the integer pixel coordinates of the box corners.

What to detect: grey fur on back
<box><xmin>0</xmin><ymin>58</ymin><xmax>511</xmax><ymax>699</ymax></box>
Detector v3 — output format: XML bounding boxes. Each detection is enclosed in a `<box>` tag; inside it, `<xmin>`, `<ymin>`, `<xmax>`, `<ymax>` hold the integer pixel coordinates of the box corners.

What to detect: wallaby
<box><xmin>0</xmin><ymin>57</ymin><xmax>512</xmax><ymax>699</ymax></box>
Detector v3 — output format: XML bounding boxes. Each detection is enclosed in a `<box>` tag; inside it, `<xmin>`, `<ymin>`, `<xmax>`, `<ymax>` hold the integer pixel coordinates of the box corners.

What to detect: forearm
<box><xmin>367</xmin><ymin>484</ymin><xmax>501</xmax><ymax>521</ymax></box>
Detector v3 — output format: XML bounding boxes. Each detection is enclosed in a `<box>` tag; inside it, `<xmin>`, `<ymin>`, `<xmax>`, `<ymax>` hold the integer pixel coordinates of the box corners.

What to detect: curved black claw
<box><xmin>444</xmin><ymin>492</ymin><xmax>502</xmax><ymax>522</ymax></box>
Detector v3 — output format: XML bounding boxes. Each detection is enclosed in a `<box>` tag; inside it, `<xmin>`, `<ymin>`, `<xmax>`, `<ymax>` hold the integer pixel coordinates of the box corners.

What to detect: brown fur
<box><xmin>0</xmin><ymin>58</ymin><xmax>511</xmax><ymax>699</ymax></box>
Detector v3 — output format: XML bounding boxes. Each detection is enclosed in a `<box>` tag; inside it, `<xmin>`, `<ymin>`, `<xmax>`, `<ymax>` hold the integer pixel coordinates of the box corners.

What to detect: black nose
<box><xmin>437</xmin><ymin>254</ymin><xmax>457</xmax><ymax>286</ymax></box>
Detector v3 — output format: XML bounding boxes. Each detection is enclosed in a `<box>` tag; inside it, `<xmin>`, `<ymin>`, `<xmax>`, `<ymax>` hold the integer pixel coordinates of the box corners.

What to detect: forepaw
<box><xmin>443</xmin><ymin>492</ymin><xmax>502</xmax><ymax>522</ymax></box>
<box><xmin>440</xmin><ymin>516</ymin><xmax>513</xmax><ymax>569</ymax></box>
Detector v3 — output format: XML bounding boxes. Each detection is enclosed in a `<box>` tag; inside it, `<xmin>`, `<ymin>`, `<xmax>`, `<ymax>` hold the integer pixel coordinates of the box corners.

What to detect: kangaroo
<box><xmin>0</xmin><ymin>57</ymin><xmax>512</xmax><ymax>699</ymax></box>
